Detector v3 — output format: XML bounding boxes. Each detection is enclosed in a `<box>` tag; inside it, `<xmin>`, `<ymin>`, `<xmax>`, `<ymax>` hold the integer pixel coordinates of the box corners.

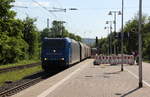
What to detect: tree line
<box><xmin>41</xmin><ymin>20</ymin><xmax>82</xmax><ymax>41</ymax></box>
<box><xmin>98</xmin><ymin>14</ymin><xmax>150</xmax><ymax>60</ymax></box>
<box><xmin>0</xmin><ymin>0</ymin><xmax>81</xmax><ymax>65</ymax></box>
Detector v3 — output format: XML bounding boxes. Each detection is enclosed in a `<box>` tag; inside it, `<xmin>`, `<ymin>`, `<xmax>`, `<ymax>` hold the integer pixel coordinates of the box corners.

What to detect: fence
<box><xmin>94</xmin><ymin>54</ymin><xmax>135</xmax><ymax>65</ymax></box>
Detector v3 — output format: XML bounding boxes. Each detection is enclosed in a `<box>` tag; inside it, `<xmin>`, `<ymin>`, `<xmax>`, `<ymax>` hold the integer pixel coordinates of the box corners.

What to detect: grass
<box><xmin>0</xmin><ymin>65</ymin><xmax>42</xmax><ymax>86</ymax></box>
<box><xmin>0</xmin><ymin>59</ymin><xmax>40</xmax><ymax>69</ymax></box>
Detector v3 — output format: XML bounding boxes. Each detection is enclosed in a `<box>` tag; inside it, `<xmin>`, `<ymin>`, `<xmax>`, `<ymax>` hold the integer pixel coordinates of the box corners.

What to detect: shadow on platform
<box><xmin>104</xmin><ymin>71</ymin><xmax>121</xmax><ymax>75</ymax></box>
<box><xmin>117</xmin><ymin>87</ymin><xmax>140</xmax><ymax>97</ymax></box>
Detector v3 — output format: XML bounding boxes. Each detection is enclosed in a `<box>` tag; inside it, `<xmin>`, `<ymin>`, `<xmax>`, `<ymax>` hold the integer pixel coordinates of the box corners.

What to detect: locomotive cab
<box><xmin>41</xmin><ymin>38</ymin><xmax>71</xmax><ymax>70</ymax></box>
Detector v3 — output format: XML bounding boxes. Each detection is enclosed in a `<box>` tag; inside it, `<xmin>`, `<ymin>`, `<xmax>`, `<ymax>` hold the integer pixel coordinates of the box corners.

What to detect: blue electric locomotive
<box><xmin>41</xmin><ymin>37</ymin><xmax>80</xmax><ymax>70</ymax></box>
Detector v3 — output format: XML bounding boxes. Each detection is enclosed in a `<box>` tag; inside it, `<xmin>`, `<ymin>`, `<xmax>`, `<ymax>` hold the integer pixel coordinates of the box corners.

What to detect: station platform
<box><xmin>12</xmin><ymin>59</ymin><xmax>150</xmax><ymax>97</ymax></box>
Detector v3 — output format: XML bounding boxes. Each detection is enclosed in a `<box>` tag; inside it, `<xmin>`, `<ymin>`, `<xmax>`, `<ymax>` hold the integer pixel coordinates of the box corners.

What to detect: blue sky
<box><xmin>12</xmin><ymin>0</ymin><xmax>150</xmax><ymax>38</ymax></box>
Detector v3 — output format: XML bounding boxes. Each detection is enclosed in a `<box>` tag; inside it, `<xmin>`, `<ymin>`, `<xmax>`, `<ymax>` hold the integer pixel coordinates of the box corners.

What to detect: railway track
<box><xmin>0</xmin><ymin>76</ymin><xmax>42</xmax><ymax>97</ymax></box>
<box><xmin>0</xmin><ymin>62</ymin><xmax>41</xmax><ymax>74</ymax></box>
<box><xmin>0</xmin><ymin>69</ymin><xmax>64</xmax><ymax>97</ymax></box>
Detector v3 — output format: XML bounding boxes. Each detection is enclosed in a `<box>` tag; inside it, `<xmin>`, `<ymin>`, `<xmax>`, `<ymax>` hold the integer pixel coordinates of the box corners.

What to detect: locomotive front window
<box><xmin>42</xmin><ymin>40</ymin><xmax>65</xmax><ymax>49</ymax></box>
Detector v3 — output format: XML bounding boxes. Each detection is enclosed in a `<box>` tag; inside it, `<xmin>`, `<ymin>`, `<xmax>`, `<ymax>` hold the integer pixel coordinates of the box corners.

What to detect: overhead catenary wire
<box><xmin>66</xmin><ymin>6</ymin><xmax>150</xmax><ymax>11</ymax></box>
<box><xmin>32</xmin><ymin>0</ymin><xmax>57</xmax><ymax>18</ymax></box>
<box><xmin>13</xmin><ymin>5</ymin><xmax>28</xmax><ymax>8</ymax></box>
<box><xmin>12</xmin><ymin>5</ymin><xmax>29</xmax><ymax>18</ymax></box>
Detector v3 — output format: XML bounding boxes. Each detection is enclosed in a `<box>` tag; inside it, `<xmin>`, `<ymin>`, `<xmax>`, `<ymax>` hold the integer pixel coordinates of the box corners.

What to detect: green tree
<box><xmin>50</xmin><ymin>20</ymin><xmax>65</xmax><ymax>37</ymax></box>
<box><xmin>22</xmin><ymin>17</ymin><xmax>40</xmax><ymax>59</ymax></box>
<box><xmin>41</xmin><ymin>28</ymin><xmax>51</xmax><ymax>40</ymax></box>
<box><xmin>0</xmin><ymin>0</ymin><xmax>16</xmax><ymax>19</ymax></box>
<box><xmin>98</xmin><ymin>38</ymin><xmax>108</xmax><ymax>54</ymax></box>
<box><xmin>41</xmin><ymin>20</ymin><xmax>82</xmax><ymax>41</ymax></box>
<box><xmin>143</xmin><ymin>20</ymin><xmax>150</xmax><ymax>59</ymax></box>
<box><xmin>0</xmin><ymin>0</ymin><xmax>28</xmax><ymax>64</ymax></box>
<box><xmin>123</xmin><ymin>19</ymin><xmax>139</xmax><ymax>54</ymax></box>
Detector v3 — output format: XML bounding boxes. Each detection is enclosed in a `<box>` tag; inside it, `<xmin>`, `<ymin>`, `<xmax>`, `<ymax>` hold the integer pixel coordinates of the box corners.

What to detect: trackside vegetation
<box><xmin>98</xmin><ymin>14</ymin><xmax>150</xmax><ymax>61</ymax></box>
<box><xmin>0</xmin><ymin>0</ymin><xmax>40</xmax><ymax>65</ymax></box>
<box><xmin>0</xmin><ymin>65</ymin><xmax>42</xmax><ymax>86</ymax></box>
<box><xmin>0</xmin><ymin>59</ymin><xmax>40</xmax><ymax>69</ymax></box>
<box><xmin>0</xmin><ymin>0</ymin><xmax>81</xmax><ymax>66</ymax></box>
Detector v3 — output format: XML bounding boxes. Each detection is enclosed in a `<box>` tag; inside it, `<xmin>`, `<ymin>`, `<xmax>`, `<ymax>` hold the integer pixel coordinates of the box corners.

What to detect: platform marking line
<box><xmin>37</xmin><ymin>61</ymin><xmax>89</xmax><ymax>97</ymax></box>
<box><xmin>125</xmin><ymin>68</ymin><xmax>150</xmax><ymax>87</ymax></box>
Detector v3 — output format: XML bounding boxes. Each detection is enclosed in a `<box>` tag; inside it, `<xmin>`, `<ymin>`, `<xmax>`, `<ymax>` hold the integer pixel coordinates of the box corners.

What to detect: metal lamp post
<box><xmin>108</xmin><ymin>11</ymin><xmax>122</xmax><ymax>33</ymax></box>
<box><xmin>105</xmin><ymin>26</ymin><xmax>111</xmax><ymax>55</ymax></box>
<box><xmin>108</xmin><ymin>11</ymin><xmax>121</xmax><ymax>55</ymax></box>
<box><xmin>106</xmin><ymin>21</ymin><xmax>113</xmax><ymax>55</ymax></box>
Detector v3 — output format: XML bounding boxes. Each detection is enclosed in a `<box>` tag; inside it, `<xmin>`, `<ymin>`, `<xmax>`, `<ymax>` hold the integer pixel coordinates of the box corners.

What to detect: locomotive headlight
<box><xmin>61</xmin><ymin>58</ymin><xmax>64</xmax><ymax>60</ymax></box>
<box><xmin>53</xmin><ymin>50</ymin><xmax>56</xmax><ymax>53</ymax></box>
<box><xmin>44</xmin><ymin>58</ymin><xmax>47</xmax><ymax>60</ymax></box>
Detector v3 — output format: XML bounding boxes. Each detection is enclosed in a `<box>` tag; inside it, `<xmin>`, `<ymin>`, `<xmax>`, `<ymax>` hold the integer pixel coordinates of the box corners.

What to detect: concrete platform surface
<box><xmin>12</xmin><ymin>60</ymin><xmax>150</xmax><ymax>97</ymax></box>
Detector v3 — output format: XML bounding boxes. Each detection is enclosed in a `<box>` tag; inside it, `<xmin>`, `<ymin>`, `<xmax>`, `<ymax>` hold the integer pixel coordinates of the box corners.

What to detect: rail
<box><xmin>0</xmin><ymin>77</ymin><xmax>42</xmax><ymax>97</ymax></box>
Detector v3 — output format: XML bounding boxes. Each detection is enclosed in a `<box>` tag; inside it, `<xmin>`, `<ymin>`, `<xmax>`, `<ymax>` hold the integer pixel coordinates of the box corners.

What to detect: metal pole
<box><xmin>114</xmin><ymin>12</ymin><xmax>117</xmax><ymax>54</ymax></box>
<box><xmin>114</xmin><ymin>12</ymin><xmax>117</xmax><ymax>33</ymax></box>
<box><xmin>138</xmin><ymin>0</ymin><xmax>143</xmax><ymax>88</ymax></box>
<box><xmin>111</xmin><ymin>12</ymin><xmax>117</xmax><ymax>55</ymax></box>
<box><xmin>106</xmin><ymin>21</ymin><xmax>113</xmax><ymax>55</ymax></box>
<box><xmin>121</xmin><ymin>0</ymin><xmax>124</xmax><ymax>71</ymax></box>
<box><xmin>47</xmin><ymin>18</ymin><xmax>49</xmax><ymax>28</ymax></box>
<box><xmin>114</xmin><ymin>45</ymin><xmax>116</xmax><ymax>54</ymax></box>
<box><xmin>106</xmin><ymin>27</ymin><xmax>110</xmax><ymax>55</ymax></box>
<box><xmin>110</xmin><ymin>22</ymin><xmax>112</xmax><ymax>55</ymax></box>
<box><xmin>61</xmin><ymin>26</ymin><xmax>63</xmax><ymax>37</ymax></box>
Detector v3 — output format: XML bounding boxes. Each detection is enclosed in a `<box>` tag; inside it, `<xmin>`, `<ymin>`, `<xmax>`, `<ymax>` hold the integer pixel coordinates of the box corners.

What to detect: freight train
<box><xmin>41</xmin><ymin>37</ymin><xmax>91</xmax><ymax>71</ymax></box>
